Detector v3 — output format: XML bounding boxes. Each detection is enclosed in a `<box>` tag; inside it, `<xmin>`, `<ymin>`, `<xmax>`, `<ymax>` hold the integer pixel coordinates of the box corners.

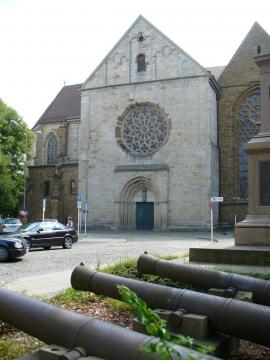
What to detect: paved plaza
<box><xmin>0</xmin><ymin>230</ymin><xmax>235</xmax><ymax>296</ymax></box>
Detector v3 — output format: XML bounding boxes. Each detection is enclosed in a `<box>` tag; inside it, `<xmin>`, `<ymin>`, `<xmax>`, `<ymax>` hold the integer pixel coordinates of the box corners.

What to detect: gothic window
<box><xmin>120</xmin><ymin>105</ymin><xmax>169</xmax><ymax>156</ymax></box>
<box><xmin>137</xmin><ymin>54</ymin><xmax>146</xmax><ymax>72</ymax></box>
<box><xmin>238</xmin><ymin>88</ymin><xmax>260</xmax><ymax>198</ymax></box>
<box><xmin>70</xmin><ymin>180</ymin><xmax>77</xmax><ymax>195</ymax></box>
<box><xmin>47</xmin><ymin>133</ymin><xmax>59</xmax><ymax>165</ymax></box>
<box><xmin>44</xmin><ymin>181</ymin><xmax>50</xmax><ymax>196</ymax></box>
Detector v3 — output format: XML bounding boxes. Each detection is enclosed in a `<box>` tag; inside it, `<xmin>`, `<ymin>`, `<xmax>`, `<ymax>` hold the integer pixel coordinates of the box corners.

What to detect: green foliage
<box><xmin>102</xmin><ymin>258</ymin><xmax>199</xmax><ymax>292</ymax></box>
<box><xmin>0</xmin><ymin>99</ymin><xmax>32</xmax><ymax>216</ymax></box>
<box><xmin>0</xmin><ymin>155</ymin><xmax>17</xmax><ymax>216</ymax></box>
<box><xmin>118</xmin><ymin>285</ymin><xmax>214</xmax><ymax>360</ymax></box>
<box><xmin>50</xmin><ymin>288</ymin><xmax>98</xmax><ymax>306</ymax></box>
<box><xmin>103</xmin><ymin>258</ymin><xmax>138</xmax><ymax>278</ymax></box>
<box><xmin>0</xmin><ymin>337</ymin><xmax>42</xmax><ymax>360</ymax></box>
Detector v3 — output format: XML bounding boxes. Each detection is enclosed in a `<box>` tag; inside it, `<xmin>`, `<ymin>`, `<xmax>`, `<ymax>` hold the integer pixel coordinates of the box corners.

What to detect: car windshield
<box><xmin>19</xmin><ymin>223</ymin><xmax>40</xmax><ymax>233</ymax></box>
<box><xmin>5</xmin><ymin>219</ymin><xmax>21</xmax><ymax>224</ymax></box>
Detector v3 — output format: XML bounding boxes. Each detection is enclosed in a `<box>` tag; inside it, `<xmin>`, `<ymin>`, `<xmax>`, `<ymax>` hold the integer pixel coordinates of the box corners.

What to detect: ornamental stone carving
<box><xmin>115</xmin><ymin>103</ymin><xmax>170</xmax><ymax>156</ymax></box>
<box><xmin>238</xmin><ymin>88</ymin><xmax>261</xmax><ymax>126</ymax></box>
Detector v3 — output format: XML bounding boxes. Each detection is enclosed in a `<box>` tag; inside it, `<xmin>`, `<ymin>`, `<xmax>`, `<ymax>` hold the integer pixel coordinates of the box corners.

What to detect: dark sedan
<box><xmin>4</xmin><ymin>221</ymin><xmax>78</xmax><ymax>251</ymax></box>
<box><xmin>0</xmin><ymin>237</ymin><xmax>28</xmax><ymax>261</ymax></box>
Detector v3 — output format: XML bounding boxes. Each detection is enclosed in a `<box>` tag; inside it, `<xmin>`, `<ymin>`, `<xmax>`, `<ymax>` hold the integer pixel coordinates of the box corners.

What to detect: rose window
<box><xmin>121</xmin><ymin>106</ymin><xmax>169</xmax><ymax>156</ymax></box>
<box><xmin>238</xmin><ymin>88</ymin><xmax>261</xmax><ymax>125</ymax></box>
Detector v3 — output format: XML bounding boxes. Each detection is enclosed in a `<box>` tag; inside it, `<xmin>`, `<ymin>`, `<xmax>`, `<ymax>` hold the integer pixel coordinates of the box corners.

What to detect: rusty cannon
<box><xmin>0</xmin><ymin>287</ymin><xmax>218</xmax><ymax>360</ymax></box>
<box><xmin>137</xmin><ymin>253</ymin><xmax>270</xmax><ymax>306</ymax></box>
<box><xmin>71</xmin><ymin>263</ymin><xmax>270</xmax><ymax>348</ymax></box>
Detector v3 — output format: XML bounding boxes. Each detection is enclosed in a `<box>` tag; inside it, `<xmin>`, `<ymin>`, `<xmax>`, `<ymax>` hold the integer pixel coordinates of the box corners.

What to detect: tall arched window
<box><xmin>47</xmin><ymin>133</ymin><xmax>59</xmax><ymax>165</ymax></box>
<box><xmin>137</xmin><ymin>54</ymin><xmax>146</xmax><ymax>72</ymax></box>
<box><xmin>238</xmin><ymin>88</ymin><xmax>260</xmax><ymax>198</ymax></box>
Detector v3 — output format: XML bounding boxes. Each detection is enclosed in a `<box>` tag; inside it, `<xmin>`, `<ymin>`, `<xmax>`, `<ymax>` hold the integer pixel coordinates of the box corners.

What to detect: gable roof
<box><xmin>82</xmin><ymin>15</ymin><xmax>208</xmax><ymax>89</ymax></box>
<box><xmin>33</xmin><ymin>84</ymin><xmax>82</xmax><ymax>127</ymax></box>
<box><xmin>219</xmin><ymin>22</ymin><xmax>270</xmax><ymax>86</ymax></box>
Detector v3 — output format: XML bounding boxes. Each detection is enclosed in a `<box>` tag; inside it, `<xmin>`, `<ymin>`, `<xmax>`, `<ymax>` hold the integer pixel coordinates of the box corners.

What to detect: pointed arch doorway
<box><xmin>119</xmin><ymin>176</ymin><xmax>162</xmax><ymax>230</ymax></box>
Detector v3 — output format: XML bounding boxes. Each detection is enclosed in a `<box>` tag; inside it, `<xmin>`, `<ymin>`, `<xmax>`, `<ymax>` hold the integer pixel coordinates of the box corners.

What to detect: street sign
<box><xmin>208</xmin><ymin>202</ymin><xmax>214</xmax><ymax>210</ymax></box>
<box><xmin>77</xmin><ymin>201</ymin><xmax>82</xmax><ymax>209</ymax></box>
<box><xmin>210</xmin><ymin>197</ymin><xmax>224</xmax><ymax>202</ymax></box>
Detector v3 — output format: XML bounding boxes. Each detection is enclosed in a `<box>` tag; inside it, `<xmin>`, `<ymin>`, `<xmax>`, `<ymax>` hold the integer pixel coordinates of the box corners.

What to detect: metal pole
<box><xmin>77</xmin><ymin>207</ymin><xmax>80</xmax><ymax>237</ymax></box>
<box><xmin>84</xmin><ymin>204</ymin><xmax>87</xmax><ymax>235</ymax></box>
<box><xmin>23</xmin><ymin>132</ymin><xmax>28</xmax><ymax>211</ymax></box>
<box><xmin>211</xmin><ymin>208</ymin><xmax>214</xmax><ymax>242</ymax></box>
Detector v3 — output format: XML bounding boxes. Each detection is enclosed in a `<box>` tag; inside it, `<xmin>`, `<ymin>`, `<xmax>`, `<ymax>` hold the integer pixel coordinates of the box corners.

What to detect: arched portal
<box><xmin>119</xmin><ymin>177</ymin><xmax>162</xmax><ymax>230</ymax></box>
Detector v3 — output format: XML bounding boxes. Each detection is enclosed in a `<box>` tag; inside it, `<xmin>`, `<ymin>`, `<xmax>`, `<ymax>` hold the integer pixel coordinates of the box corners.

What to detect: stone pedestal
<box><xmin>236</xmin><ymin>54</ymin><xmax>270</xmax><ymax>245</ymax></box>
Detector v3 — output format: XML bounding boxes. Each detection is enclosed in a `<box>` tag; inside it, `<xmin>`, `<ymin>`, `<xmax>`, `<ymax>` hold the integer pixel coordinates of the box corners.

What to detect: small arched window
<box><xmin>137</xmin><ymin>54</ymin><xmax>146</xmax><ymax>72</ymax></box>
<box><xmin>47</xmin><ymin>133</ymin><xmax>59</xmax><ymax>165</ymax></box>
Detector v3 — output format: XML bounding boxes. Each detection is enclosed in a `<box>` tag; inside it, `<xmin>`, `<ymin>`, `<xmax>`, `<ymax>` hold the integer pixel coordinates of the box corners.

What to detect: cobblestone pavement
<box><xmin>0</xmin><ymin>230</ymin><xmax>234</xmax><ymax>285</ymax></box>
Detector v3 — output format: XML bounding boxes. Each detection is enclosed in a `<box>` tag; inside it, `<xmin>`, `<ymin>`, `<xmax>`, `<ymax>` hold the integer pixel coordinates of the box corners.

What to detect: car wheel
<box><xmin>43</xmin><ymin>246</ymin><xmax>51</xmax><ymax>250</ymax></box>
<box><xmin>0</xmin><ymin>247</ymin><xmax>9</xmax><ymax>261</ymax></box>
<box><xmin>25</xmin><ymin>239</ymin><xmax>31</xmax><ymax>251</ymax></box>
<box><xmin>63</xmin><ymin>236</ymin><xmax>73</xmax><ymax>249</ymax></box>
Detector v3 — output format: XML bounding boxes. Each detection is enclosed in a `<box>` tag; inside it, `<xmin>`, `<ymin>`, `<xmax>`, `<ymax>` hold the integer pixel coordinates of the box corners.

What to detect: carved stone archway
<box><xmin>119</xmin><ymin>176</ymin><xmax>163</xmax><ymax>230</ymax></box>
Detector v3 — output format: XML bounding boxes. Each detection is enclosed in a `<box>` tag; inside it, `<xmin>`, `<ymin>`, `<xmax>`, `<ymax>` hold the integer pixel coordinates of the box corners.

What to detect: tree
<box><xmin>0</xmin><ymin>154</ymin><xmax>17</xmax><ymax>216</ymax></box>
<box><xmin>0</xmin><ymin>99</ymin><xmax>32</xmax><ymax>216</ymax></box>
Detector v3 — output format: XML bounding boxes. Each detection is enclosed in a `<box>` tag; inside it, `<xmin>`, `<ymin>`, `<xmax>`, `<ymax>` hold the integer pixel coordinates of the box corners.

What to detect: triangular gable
<box><xmin>219</xmin><ymin>22</ymin><xmax>270</xmax><ymax>86</ymax></box>
<box><xmin>82</xmin><ymin>15</ymin><xmax>209</xmax><ymax>90</ymax></box>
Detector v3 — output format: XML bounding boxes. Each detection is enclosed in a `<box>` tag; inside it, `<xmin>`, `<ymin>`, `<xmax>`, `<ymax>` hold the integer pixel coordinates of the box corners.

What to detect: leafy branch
<box><xmin>118</xmin><ymin>285</ymin><xmax>214</xmax><ymax>359</ymax></box>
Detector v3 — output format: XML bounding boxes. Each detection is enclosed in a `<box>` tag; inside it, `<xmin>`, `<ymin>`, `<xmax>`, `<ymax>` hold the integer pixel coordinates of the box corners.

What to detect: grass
<box><xmin>50</xmin><ymin>288</ymin><xmax>98</xmax><ymax>306</ymax></box>
<box><xmin>0</xmin><ymin>336</ymin><xmax>42</xmax><ymax>360</ymax></box>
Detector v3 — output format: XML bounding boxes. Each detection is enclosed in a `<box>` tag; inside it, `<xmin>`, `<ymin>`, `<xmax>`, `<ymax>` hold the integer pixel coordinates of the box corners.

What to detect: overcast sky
<box><xmin>1</xmin><ymin>0</ymin><xmax>270</xmax><ymax>128</ymax></box>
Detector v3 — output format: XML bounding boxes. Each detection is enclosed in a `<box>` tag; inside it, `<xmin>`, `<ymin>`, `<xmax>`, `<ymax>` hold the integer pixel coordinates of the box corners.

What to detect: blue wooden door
<box><xmin>136</xmin><ymin>202</ymin><xmax>154</xmax><ymax>230</ymax></box>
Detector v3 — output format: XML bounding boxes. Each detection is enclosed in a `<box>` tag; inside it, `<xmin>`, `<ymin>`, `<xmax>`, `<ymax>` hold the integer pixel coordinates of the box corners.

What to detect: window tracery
<box><xmin>121</xmin><ymin>105</ymin><xmax>169</xmax><ymax>156</ymax></box>
<box><xmin>47</xmin><ymin>133</ymin><xmax>59</xmax><ymax>165</ymax></box>
<box><xmin>238</xmin><ymin>88</ymin><xmax>260</xmax><ymax>198</ymax></box>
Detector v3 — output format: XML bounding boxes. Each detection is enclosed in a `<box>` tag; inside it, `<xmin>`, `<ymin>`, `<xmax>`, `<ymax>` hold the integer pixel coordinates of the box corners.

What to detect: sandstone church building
<box><xmin>27</xmin><ymin>16</ymin><xmax>270</xmax><ymax>230</ymax></box>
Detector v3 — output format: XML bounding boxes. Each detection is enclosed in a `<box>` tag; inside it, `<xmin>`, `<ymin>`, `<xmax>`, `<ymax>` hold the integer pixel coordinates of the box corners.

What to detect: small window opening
<box><xmin>138</xmin><ymin>32</ymin><xmax>144</xmax><ymax>42</ymax></box>
<box><xmin>257</xmin><ymin>45</ymin><xmax>261</xmax><ymax>54</ymax></box>
<box><xmin>44</xmin><ymin>181</ymin><xmax>50</xmax><ymax>196</ymax></box>
<box><xmin>70</xmin><ymin>180</ymin><xmax>77</xmax><ymax>195</ymax></box>
<box><xmin>137</xmin><ymin>54</ymin><xmax>146</xmax><ymax>72</ymax></box>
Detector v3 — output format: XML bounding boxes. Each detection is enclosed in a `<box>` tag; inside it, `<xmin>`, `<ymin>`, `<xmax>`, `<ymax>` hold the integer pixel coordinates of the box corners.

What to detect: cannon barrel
<box><xmin>137</xmin><ymin>254</ymin><xmax>270</xmax><ymax>306</ymax></box>
<box><xmin>0</xmin><ymin>288</ymin><xmax>216</xmax><ymax>360</ymax></box>
<box><xmin>71</xmin><ymin>264</ymin><xmax>270</xmax><ymax>347</ymax></box>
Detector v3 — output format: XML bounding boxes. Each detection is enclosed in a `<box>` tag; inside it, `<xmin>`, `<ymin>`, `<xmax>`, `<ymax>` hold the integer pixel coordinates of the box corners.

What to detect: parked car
<box><xmin>2</xmin><ymin>218</ymin><xmax>22</xmax><ymax>233</ymax></box>
<box><xmin>0</xmin><ymin>236</ymin><xmax>28</xmax><ymax>261</ymax></box>
<box><xmin>38</xmin><ymin>218</ymin><xmax>58</xmax><ymax>222</ymax></box>
<box><xmin>0</xmin><ymin>217</ymin><xmax>4</xmax><ymax>233</ymax></box>
<box><xmin>14</xmin><ymin>221</ymin><xmax>78</xmax><ymax>250</ymax></box>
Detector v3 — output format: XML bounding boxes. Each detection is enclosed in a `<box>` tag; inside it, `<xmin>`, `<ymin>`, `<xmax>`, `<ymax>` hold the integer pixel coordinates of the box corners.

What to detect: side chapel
<box><xmin>27</xmin><ymin>16</ymin><xmax>270</xmax><ymax>230</ymax></box>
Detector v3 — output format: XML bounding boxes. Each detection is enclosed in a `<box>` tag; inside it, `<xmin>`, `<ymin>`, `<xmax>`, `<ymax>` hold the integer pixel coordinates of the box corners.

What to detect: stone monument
<box><xmin>235</xmin><ymin>53</ymin><xmax>270</xmax><ymax>245</ymax></box>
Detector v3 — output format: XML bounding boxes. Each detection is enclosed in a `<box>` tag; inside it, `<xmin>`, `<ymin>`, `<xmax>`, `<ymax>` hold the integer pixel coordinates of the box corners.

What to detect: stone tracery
<box><xmin>120</xmin><ymin>105</ymin><xmax>169</xmax><ymax>156</ymax></box>
<box><xmin>238</xmin><ymin>88</ymin><xmax>260</xmax><ymax>198</ymax></box>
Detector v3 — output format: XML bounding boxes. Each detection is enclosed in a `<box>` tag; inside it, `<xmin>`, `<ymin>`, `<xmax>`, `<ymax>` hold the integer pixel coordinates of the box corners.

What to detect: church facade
<box><xmin>27</xmin><ymin>16</ymin><xmax>270</xmax><ymax>230</ymax></box>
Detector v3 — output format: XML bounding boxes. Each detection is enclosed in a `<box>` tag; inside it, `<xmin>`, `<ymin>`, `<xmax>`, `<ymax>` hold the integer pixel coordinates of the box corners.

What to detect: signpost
<box><xmin>209</xmin><ymin>197</ymin><xmax>223</xmax><ymax>241</ymax></box>
<box><xmin>42</xmin><ymin>199</ymin><xmax>47</xmax><ymax>222</ymax></box>
<box><xmin>77</xmin><ymin>196</ymin><xmax>82</xmax><ymax>237</ymax></box>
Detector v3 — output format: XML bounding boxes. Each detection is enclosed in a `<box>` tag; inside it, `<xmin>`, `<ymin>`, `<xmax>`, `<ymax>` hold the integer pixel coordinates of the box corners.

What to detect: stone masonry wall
<box><xmin>79</xmin><ymin>76</ymin><xmax>217</xmax><ymax>229</ymax></box>
<box><xmin>27</xmin><ymin>164</ymin><xmax>78</xmax><ymax>225</ymax></box>
<box><xmin>218</xmin><ymin>23</ymin><xmax>270</xmax><ymax>224</ymax></box>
